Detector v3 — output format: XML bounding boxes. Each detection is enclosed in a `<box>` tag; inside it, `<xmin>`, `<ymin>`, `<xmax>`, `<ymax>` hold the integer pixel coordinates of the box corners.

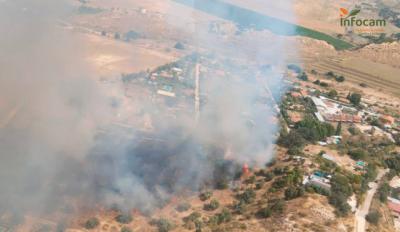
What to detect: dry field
<box><xmin>81</xmin><ymin>33</ymin><xmax>181</xmax><ymax>77</ymax></box>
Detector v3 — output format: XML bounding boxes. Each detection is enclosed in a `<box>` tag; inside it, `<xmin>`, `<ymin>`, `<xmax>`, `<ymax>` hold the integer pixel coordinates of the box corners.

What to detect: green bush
<box><xmin>298</xmin><ymin>72</ymin><xmax>308</xmax><ymax>81</ymax></box>
<box><xmin>84</xmin><ymin>217</ymin><xmax>99</xmax><ymax>230</ymax></box>
<box><xmin>121</xmin><ymin>226</ymin><xmax>133</xmax><ymax>232</ymax></box>
<box><xmin>183</xmin><ymin>212</ymin><xmax>201</xmax><ymax>223</ymax></box>
<box><xmin>366</xmin><ymin>210</ymin><xmax>380</xmax><ymax>225</ymax></box>
<box><xmin>151</xmin><ymin>218</ymin><xmax>174</xmax><ymax>232</ymax></box>
<box><xmin>348</xmin><ymin>149</ymin><xmax>367</xmax><ymax>160</ymax></box>
<box><xmin>284</xmin><ymin>186</ymin><xmax>305</xmax><ymax>200</ymax></box>
<box><xmin>257</xmin><ymin>207</ymin><xmax>272</xmax><ymax>218</ymax></box>
<box><xmin>204</xmin><ymin>199</ymin><xmax>220</xmax><ymax>211</ymax></box>
<box><xmin>115</xmin><ymin>214</ymin><xmax>133</xmax><ymax>224</ymax></box>
<box><xmin>174</xmin><ymin>42</ymin><xmax>185</xmax><ymax>50</ymax></box>
<box><xmin>211</xmin><ymin>208</ymin><xmax>232</xmax><ymax>225</ymax></box>
<box><xmin>237</xmin><ymin>189</ymin><xmax>256</xmax><ymax>204</ymax></box>
<box><xmin>199</xmin><ymin>191</ymin><xmax>213</xmax><ymax>201</ymax></box>
<box><xmin>268</xmin><ymin>199</ymin><xmax>285</xmax><ymax>214</ymax></box>
<box><xmin>335</xmin><ymin>76</ymin><xmax>345</xmax><ymax>82</ymax></box>
<box><xmin>347</xmin><ymin>93</ymin><xmax>362</xmax><ymax>106</ymax></box>
<box><xmin>378</xmin><ymin>182</ymin><xmax>391</xmax><ymax>203</ymax></box>
<box><xmin>327</xmin><ymin>89</ymin><xmax>338</xmax><ymax>99</ymax></box>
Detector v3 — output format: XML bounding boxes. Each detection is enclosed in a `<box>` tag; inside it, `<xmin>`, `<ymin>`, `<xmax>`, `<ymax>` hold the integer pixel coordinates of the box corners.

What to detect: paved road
<box><xmin>354</xmin><ymin>169</ymin><xmax>388</xmax><ymax>232</ymax></box>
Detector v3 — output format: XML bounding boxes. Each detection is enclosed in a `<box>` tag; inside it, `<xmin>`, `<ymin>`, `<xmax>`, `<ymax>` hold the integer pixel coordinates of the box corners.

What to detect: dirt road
<box><xmin>354</xmin><ymin>169</ymin><xmax>388</xmax><ymax>232</ymax></box>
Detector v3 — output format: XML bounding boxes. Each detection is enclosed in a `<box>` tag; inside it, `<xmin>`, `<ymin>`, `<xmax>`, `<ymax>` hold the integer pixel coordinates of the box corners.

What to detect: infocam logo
<box><xmin>339</xmin><ymin>8</ymin><xmax>386</xmax><ymax>27</ymax></box>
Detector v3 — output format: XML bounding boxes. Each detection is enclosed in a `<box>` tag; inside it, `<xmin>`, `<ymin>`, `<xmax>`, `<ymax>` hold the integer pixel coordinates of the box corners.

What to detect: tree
<box><xmin>237</xmin><ymin>189</ymin><xmax>256</xmax><ymax>204</ymax></box>
<box><xmin>287</xmin><ymin>64</ymin><xmax>302</xmax><ymax>74</ymax></box>
<box><xmin>325</xmin><ymin>71</ymin><xmax>335</xmax><ymax>78</ymax></box>
<box><xmin>378</xmin><ymin>182</ymin><xmax>391</xmax><ymax>203</ymax></box>
<box><xmin>329</xmin><ymin>174</ymin><xmax>352</xmax><ymax>216</ymax></box>
<box><xmin>203</xmin><ymin>199</ymin><xmax>220</xmax><ymax>211</ymax></box>
<box><xmin>298</xmin><ymin>72</ymin><xmax>308</xmax><ymax>81</ymax></box>
<box><xmin>174</xmin><ymin>42</ymin><xmax>185</xmax><ymax>50</ymax></box>
<box><xmin>335</xmin><ymin>76</ymin><xmax>345</xmax><ymax>82</ymax></box>
<box><xmin>115</xmin><ymin>214</ymin><xmax>133</xmax><ymax>224</ymax></box>
<box><xmin>125</xmin><ymin>30</ymin><xmax>140</xmax><ymax>41</ymax></box>
<box><xmin>295</xmin><ymin>115</ymin><xmax>335</xmax><ymax>141</ymax></box>
<box><xmin>121</xmin><ymin>227</ymin><xmax>133</xmax><ymax>232</ymax></box>
<box><xmin>278</xmin><ymin>130</ymin><xmax>306</xmax><ymax>149</ymax></box>
<box><xmin>331</xmin><ymin>174</ymin><xmax>353</xmax><ymax>197</ymax></box>
<box><xmin>151</xmin><ymin>218</ymin><xmax>174</xmax><ymax>232</ymax></box>
<box><xmin>199</xmin><ymin>191</ymin><xmax>212</xmax><ymax>201</ymax></box>
<box><xmin>257</xmin><ymin>207</ymin><xmax>272</xmax><ymax>218</ymax></box>
<box><xmin>85</xmin><ymin>218</ymin><xmax>99</xmax><ymax>230</ymax></box>
<box><xmin>348</xmin><ymin>149</ymin><xmax>367</xmax><ymax>160</ymax></box>
<box><xmin>327</xmin><ymin>89</ymin><xmax>338</xmax><ymax>99</ymax></box>
<box><xmin>329</xmin><ymin>192</ymin><xmax>351</xmax><ymax>216</ymax></box>
<box><xmin>366</xmin><ymin>210</ymin><xmax>381</xmax><ymax>225</ymax></box>
<box><xmin>347</xmin><ymin>93</ymin><xmax>362</xmax><ymax>106</ymax></box>
<box><xmin>336</xmin><ymin>121</ymin><xmax>342</xmax><ymax>135</ymax></box>
<box><xmin>216</xmin><ymin>208</ymin><xmax>232</xmax><ymax>224</ymax></box>
<box><xmin>284</xmin><ymin>186</ymin><xmax>305</xmax><ymax>200</ymax></box>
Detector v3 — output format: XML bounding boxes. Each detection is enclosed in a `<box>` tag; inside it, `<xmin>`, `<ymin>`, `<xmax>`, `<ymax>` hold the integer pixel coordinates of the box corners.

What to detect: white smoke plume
<box><xmin>0</xmin><ymin>0</ymin><xmax>297</xmax><ymax>224</ymax></box>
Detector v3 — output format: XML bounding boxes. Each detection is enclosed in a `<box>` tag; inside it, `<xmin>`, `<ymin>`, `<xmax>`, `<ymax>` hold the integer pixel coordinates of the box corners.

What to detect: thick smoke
<box><xmin>0</xmin><ymin>0</ymin><xmax>296</xmax><ymax>223</ymax></box>
<box><xmin>0</xmin><ymin>0</ymin><xmax>113</xmax><ymax>217</ymax></box>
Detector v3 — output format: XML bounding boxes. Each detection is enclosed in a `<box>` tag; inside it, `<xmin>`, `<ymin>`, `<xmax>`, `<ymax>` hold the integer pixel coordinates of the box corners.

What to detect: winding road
<box><xmin>354</xmin><ymin>169</ymin><xmax>388</xmax><ymax>232</ymax></box>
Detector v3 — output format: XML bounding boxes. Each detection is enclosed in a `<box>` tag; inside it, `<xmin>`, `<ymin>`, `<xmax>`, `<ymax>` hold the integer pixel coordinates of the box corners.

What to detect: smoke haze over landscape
<box><xmin>0</xmin><ymin>0</ymin><xmax>296</xmax><ymax>219</ymax></box>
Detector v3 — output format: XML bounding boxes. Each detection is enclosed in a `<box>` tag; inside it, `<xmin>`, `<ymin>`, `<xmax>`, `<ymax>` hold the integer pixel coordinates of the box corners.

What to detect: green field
<box><xmin>173</xmin><ymin>0</ymin><xmax>354</xmax><ymax>50</ymax></box>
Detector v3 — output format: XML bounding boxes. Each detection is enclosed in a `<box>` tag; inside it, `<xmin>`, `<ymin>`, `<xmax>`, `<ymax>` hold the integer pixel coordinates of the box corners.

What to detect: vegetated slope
<box><xmin>173</xmin><ymin>0</ymin><xmax>354</xmax><ymax>50</ymax></box>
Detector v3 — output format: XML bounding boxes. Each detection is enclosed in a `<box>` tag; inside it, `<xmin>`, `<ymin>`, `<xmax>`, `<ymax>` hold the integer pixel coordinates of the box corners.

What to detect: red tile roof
<box><xmin>388</xmin><ymin>201</ymin><xmax>400</xmax><ymax>213</ymax></box>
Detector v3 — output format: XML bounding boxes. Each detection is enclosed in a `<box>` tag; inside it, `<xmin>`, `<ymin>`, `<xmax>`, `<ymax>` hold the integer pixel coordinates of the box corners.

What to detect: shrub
<box><xmin>183</xmin><ymin>212</ymin><xmax>201</xmax><ymax>223</ymax></box>
<box><xmin>319</xmin><ymin>82</ymin><xmax>329</xmax><ymax>87</ymax></box>
<box><xmin>335</xmin><ymin>76</ymin><xmax>345</xmax><ymax>82</ymax></box>
<box><xmin>151</xmin><ymin>218</ymin><xmax>174</xmax><ymax>232</ymax></box>
<box><xmin>264</xmin><ymin>172</ymin><xmax>275</xmax><ymax>182</ymax></box>
<box><xmin>268</xmin><ymin>199</ymin><xmax>285</xmax><ymax>214</ymax></box>
<box><xmin>212</xmin><ymin>208</ymin><xmax>232</xmax><ymax>224</ymax></box>
<box><xmin>257</xmin><ymin>207</ymin><xmax>272</xmax><ymax>218</ymax></box>
<box><xmin>278</xmin><ymin>130</ymin><xmax>306</xmax><ymax>149</ymax></box>
<box><xmin>115</xmin><ymin>214</ymin><xmax>133</xmax><ymax>224</ymax></box>
<box><xmin>287</xmin><ymin>64</ymin><xmax>302</xmax><ymax>73</ymax></box>
<box><xmin>85</xmin><ymin>218</ymin><xmax>99</xmax><ymax>230</ymax></box>
<box><xmin>348</xmin><ymin>149</ymin><xmax>367</xmax><ymax>160</ymax></box>
<box><xmin>347</xmin><ymin>93</ymin><xmax>362</xmax><ymax>106</ymax></box>
<box><xmin>378</xmin><ymin>182</ymin><xmax>391</xmax><ymax>203</ymax></box>
<box><xmin>366</xmin><ymin>210</ymin><xmax>380</xmax><ymax>225</ymax></box>
<box><xmin>233</xmin><ymin>200</ymin><xmax>247</xmax><ymax>214</ymax></box>
<box><xmin>121</xmin><ymin>227</ymin><xmax>133</xmax><ymax>232</ymax></box>
<box><xmin>237</xmin><ymin>189</ymin><xmax>256</xmax><ymax>204</ymax></box>
<box><xmin>284</xmin><ymin>186</ymin><xmax>305</xmax><ymax>200</ymax></box>
<box><xmin>174</xmin><ymin>42</ymin><xmax>185</xmax><ymax>50</ymax></box>
<box><xmin>325</xmin><ymin>71</ymin><xmax>335</xmax><ymax>77</ymax></box>
<box><xmin>204</xmin><ymin>199</ymin><xmax>220</xmax><ymax>211</ymax></box>
<box><xmin>199</xmin><ymin>191</ymin><xmax>213</xmax><ymax>201</ymax></box>
<box><xmin>327</xmin><ymin>89</ymin><xmax>338</xmax><ymax>99</ymax></box>
<box><xmin>298</xmin><ymin>72</ymin><xmax>308</xmax><ymax>81</ymax></box>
